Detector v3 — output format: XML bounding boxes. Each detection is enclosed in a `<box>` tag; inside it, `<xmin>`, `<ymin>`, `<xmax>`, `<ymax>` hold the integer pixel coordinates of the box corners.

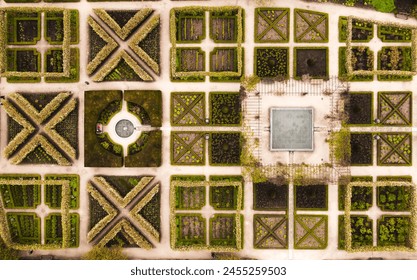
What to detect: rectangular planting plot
<box><xmin>210</xmin><ymin>185</ymin><xmax>238</xmax><ymax>210</ymax></box>
<box><xmin>294</xmin><ymin>48</ymin><xmax>328</xmax><ymax>79</ymax></box>
<box><xmin>350</xmin><ymin>133</ymin><xmax>373</xmax><ymax>165</ymax></box>
<box><xmin>294</xmin><ymin>215</ymin><xmax>327</xmax><ymax>249</ymax></box>
<box><xmin>171</xmin><ymin>132</ymin><xmax>205</xmax><ymax>165</ymax></box>
<box><xmin>253</xmin><ymin>181</ymin><xmax>288</xmax><ymax>211</ymax></box>
<box><xmin>171</xmin><ymin>92</ymin><xmax>205</xmax><ymax>126</ymax></box>
<box><xmin>338</xmin><ymin>215</ymin><xmax>373</xmax><ymax>250</ymax></box>
<box><xmin>177</xmin><ymin>48</ymin><xmax>205</xmax><ymax>72</ymax></box>
<box><xmin>377</xmin><ymin>177</ymin><xmax>412</xmax><ymax>211</ymax></box>
<box><xmin>377</xmin><ymin>133</ymin><xmax>412</xmax><ymax>166</ymax></box>
<box><xmin>378</xmin><ymin>25</ymin><xmax>412</xmax><ymax>42</ymax></box>
<box><xmin>338</xmin><ymin>176</ymin><xmax>373</xmax><ymax>211</ymax></box>
<box><xmin>339</xmin><ymin>17</ymin><xmax>373</xmax><ymax>42</ymax></box>
<box><xmin>345</xmin><ymin>92</ymin><xmax>373</xmax><ymax>125</ymax></box>
<box><xmin>339</xmin><ymin>47</ymin><xmax>374</xmax><ymax>81</ymax></box>
<box><xmin>210</xmin><ymin>92</ymin><xmax>241</xmax><ymax>125</ymax></box>
<box><xmin>294</xmin><ymin>9</ymin><xmax>328</xmax><ymax>43</ymax></box>
<box><xmin>175</xmin><ymin>186</ymin><xmax>206</xmax><ymax>210</ymax></box>
<box><xmin>378</xmin><ymin>216</ymin><xmax>411</xmax><ymax>247</ymax></box>
<box><xmin>209</xmin><ymin>132</ymin><xmax>242</xmax><ymax>165</ymax></box>
<box><xmin>295</xmin><ymin>184</ymin><xmax>327</xmax><ymax>210</ymax></box>
<box><xmin>209</xmin><ymin>214</ymin><xmax>242</xmax><ymax>248</ymax></box>
<box><xmin>175</xmin><ymin>214</ymin><xmax>206</xmax><ymax>247</ymax></box>
<box><xmin>378</xmin><ymin>47</ymin><xmax>413</xmax><ymax>81</ymax></box>
<box><xmin>210</xmin><ymin>12</ymin><xmax>238</xmax><ymax>43</ymax></box>
<box><xmin>255</xmin><ymin>8</ymin><xmax>290</xmax><ymax>43</ymax></box>
<box><xmin>378</xmin><ymin>91</ymin><xmax>412</xmax><ymax>126</ymax></box>
<box><xmin>177</xmin><ymin>13</ymin><xmax>205</xmax><ymax>42</ymax></box>
<box><xmin>7</xmin><ymin>11</ymin><xmax>41</xmax><ymax>45</ymax></box>
<box><xmin>45</xmin><ymin>213</ymin><xmax>79</xmax><ymax>247</ymax></box>
<box><xmin>255</xmin><ymin>47</ymin><xmax>289</xmax><ymax>79</ymax></box>
<box><xmin>7</xmin><ymin>213</ymin><xmax>41</xmax><ymax>245</ymax></box>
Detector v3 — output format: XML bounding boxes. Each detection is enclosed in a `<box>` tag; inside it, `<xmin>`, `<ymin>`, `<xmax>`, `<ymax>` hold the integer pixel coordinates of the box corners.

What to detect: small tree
<box><xmin>82</xmin><ymin>246</ymin><xmax>128</xmax><ymax>260</ymax></box>
<box><xmin>372</xmin><ymin>0</ymin><xmax>396</xmax><ymax>13</ymax></box>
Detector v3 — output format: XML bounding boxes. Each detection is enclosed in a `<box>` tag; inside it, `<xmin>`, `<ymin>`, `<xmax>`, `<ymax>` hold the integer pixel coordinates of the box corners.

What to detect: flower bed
<box><xmin>378</xmin><ymin>25</ymin><xmax>412</xmax><ymax>42</ymax></box>
<box><xmin>45</xmin><ymin>174</ymin><xmax>79</xmax><ymax>209</ymax></box>
<box><xmin>255</xmin><ymin>47</ymin><xmax>289</xmax><ymax>78</ymax></box>
<box><xmin>377</xmin><ymin>177</ymin><xmax>412</xmax><ymax>211</ymax></box>
<box><xmin>376</xmin><ymin>133</ymin><xmax>412</xmax><ymax>166</ymax></box>
<box><xmin>295</xmin><ymin>184</ymin><xmax>327</xmax><ymax>210</ymax></box>
<box><xmin>171</xmin><ymin>132</ymin><xmax>205</xmax><ymax>165</ymax></box>
<box><xmin>294</xmin><ymin>47</ymin><xmax>328</xmax><ymax>79</ymax></box>
<box><xmin>378</xmin><ymin>216</ymin><xmax>411</xmax><ymax>247</ymax></box>
<box><xmin>171</xmin><ymin>92</ymin><xmax>205</xmax><ymax>126</ymax></box>
<box><xmin>345</xmin><ymin>92</ymin><xmax>373</xmax><ymax>125</ymax></box>
<box><xmin>339</xmin><ymin>215</ymin><xmax>373</xmax><ymax>249</ymax></box>
<box><xmin>338</xmin><ymin>176</ymin><xmax>373</xmax><ymax>211</ymax></box>
<box><xmin>294</xmin><ymin>215</ymin><xmax>327</xmax><ymax>249</ymax></box>
<box><xmin>45</xmin><ymin>213</ymin><xmax>79</xmax><ymax>247</ymax></box>
<box><xmin>377</xmin><ymin>47</ymin><xmax>413</xmax><ymax>81</ymax></box>
<box><xmin>0</xmin><ymin>174</ymin><xmax>41</xmax><ymax>209</ymax></box>
<box><xmin>339</xmin><ymin>47</ymin><xmax>373</xmax><ymax>81</ymax></box>
<box><xmin>255</xmin><ymin>8</ymin><xmax>289</xmax><ymax>43</ymax></box>
<box><xmin>377</xmin><ymin>91</ymin><xmax>412</xmax><ymax>126</ymax></box>
<box><xmin>253</xmin><ymin>181</ymin><xmax>288</xmax><ymax>211</ymax></box>
<box><xmin>350</xmin><ymin>133</ymin><xmax>373</xmax><ymax>165</ymax></box>
<box><xmin>294</xmin><ymin>9</ymin><xmax>328</xmax><ymax>43</ymax></box>
<box><xmin>210</xmin><ymin>214</ymin><xmax>243</xmax><ymax>248</ymax></box>
<box><xmin>7</xmin><ymin>213</ymin><xmax>41</xmax><ymax>245</ymax></box>
<box><xmin>209</xmin><ymin>132</ymin><xmax>242</xmax><ymax>165</ymax></box>
<box><xmin>254</xmin><ymin>214</ymin><xmax>288</xmax><ymax>249</ymax></box>
<box><xmin>210</xmin><ymin>92</ymin><xmax>241</xmax><ymax>125</ymax></box>
<box><xmin>339</xmin><ymin>16</ymin><xmax>373</xmax><ymax>42</ymax></box>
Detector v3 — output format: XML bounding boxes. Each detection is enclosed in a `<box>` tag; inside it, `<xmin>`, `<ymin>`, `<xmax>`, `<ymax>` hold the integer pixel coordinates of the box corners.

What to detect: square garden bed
<box><xmin>253</xmin><ymin>180</ymin><xmax>288</xmax><ymax>211</ymax></box>
<box><xmin>339</xmin><ymin>47</ymin><xmax>373</xmax><ymax>81</ymax></box>
<box><xmin>255</xmin><ymin>8</ymin><xmax>289</xmax><ymax>43</ymax></box>
<box><xmin>255</xmin><ymin>47</ymin><xmax>289</xmax><ymax>79</ymax></box>
<box><xmin>209</xmin><ymin>92</ymin><xmax>241</xmax><ymax>125</ymax></box>
<box><xmin>295</xmin><ymin>184</ymin><xmax>327</xmax><ymax>210</ymax></box>
<box><xmin>294</xmin><ymin>47</ymin><xmax>328</xmax><ymax>79</ymax></box>
<box><xmin>345</xmin><ymin>92</ymin><xmax>373</xmax><ymax>125</ymax></box>
<box><xmin>378</xmin><ymin>47</ymin><xmax>413</xmax><ymax>81</ymax></box>
<box><xmin>209</xmin><ymin>132</ymin><xmax>241</xmax><ymax>165</ymax></box>
<box><xmin>350</xmin><ymin>133</ymin><xmax>373</xmax><ymax>165</ymax></box>
<box><xmin>377</xmin><ymin>91</ymin><xmax>412</xmax><ymax>126</ymax></box>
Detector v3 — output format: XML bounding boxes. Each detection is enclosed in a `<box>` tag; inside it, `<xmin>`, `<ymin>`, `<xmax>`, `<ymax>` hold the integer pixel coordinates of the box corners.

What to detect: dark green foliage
<box><xmin>209</xmin><ymin>214</ymin><xmax>242</xmax><ymax>247</ymax></box>
<box><xmin>103</xmin><ymin>60</ymin><xmax>145</xmax><ymax>81</ymax></box>
<box><xmin>175</xmin><ymin>186</ymin><xmax>205</xmax><ymax>210</ymax></box>
<box><xmin>350</xmin><ymin>133</ymin><xmax>373</xmax><ymax>165</ymax></box>
<box><xmin>378</xmin><ymin>216</ymin><xmax>411</xmax><ymax>247</ymax></box>
<box><xmin>45</xmin><ymin>48</ymin><xmax>80</xmax><ymax>83</ymax></box>
<box><xmin>0</xmin><ymin>237</ymin><xmax>19</xmax><ymax>260</ymax></box>
<box><xmin>0</xmin><ymin>174</ymin><xmax>41</xmax><ymax>209</ymax></box>
<box><xmin>345</xmin><ymin>92</ymin><xmax>373</xmax><ymax>124</ymax></box>
<box><xmin>45</xmin><ymin>174</ymin><xmax>79</xmax><ymax>209</ymax></box>
<box><xmin>339</xmin><ymin>17</ymin><xmax>373</xmax><ymax>42</ymax></box>
<box><xmin>21</xmin><ymin>146</ymin><xmax>59</xmax><ymax>165</ymax></box>
<box><xmin>339</xmin><ymin>47</ymin><xmax>373</xmax><ymax>81</ymax></box>
<box><xmin>339</xmin><ymin>215</ymin><xmax>373</xmax><ymax>249</ymax></box>
<box><xmin>7</xmin><ymin>213</ymin><xmax>41</xmax><ymax>244</ymax></box>
<box><xmin>295</xmin><ymin>48</ymin><xmax>328</xmax><ymax>79</ymax></box>
<box><xmin>125</xmin><ymin>130</ymin><xmax>161</xmax><ymax>167</ymax></box>
<box><xmin>295</xmin><ymin>185</ymin><xmax>327</xmax><ymax>210</ymax></box>
<box><xmin>378</xmin><ymin>185</ymin><xmax>411</xmax><ymax>211</ymax></box>
<box><xmin>139</xmin><ymin>24</ymin><xmax>160</xmax><ymax>65</ymax></box>
<box><xmin>88</xmin><ymin>194</ymin><xmax>108</xmax><ymax>231</ymax></box>
<box><xmin>378</xmin><ymin>47</ymin><xmax>413</xmax><ymax>81</ymax></box>
<box><xmin>372</xmin><ymin>0</ymin><xmax>396</xmax><ymax>12</ymax></box>
<box><xmin>45</xmin><ymin>213</ymin><xmax>79</xmax><ymax>247</ymax></box>
<box><xmin>124</xmin><ymin>90</ymin><xmax>162</xmax><ymax>127</ymax></box>
<box><xmin>210</xmin><ymin>92</ymin><xmax>241</xmax><ymax>125</ymax></box>
<box><xmin>175</xmin><ymin>214</ymin><xmax>206</xmax><ymax>247</ymax></box>
<box><xmin>98</xmin><ymin>100</ymin><xmax>122</xmax><ymax>125</ymax></box>
<box><xmin>210</xmin><ymin>133</ymin><xmax>241</xmax><ymax>165</ymax></box>
<box><xmin>253</xmin><ymin>181</ymin><xmax>288</xmax><ymax>210</ymax></box>
<box><xmin>338</xmin><ymin>176</ymin><xmax>373</xmax><ymax>210</ymax></box>
<box><xmin>378</xmin><ymin>25</ymin><xmax>412</xmax><ymax>42</ymax></box>
<box><xmin>255</xmin><ymin>47</ymin><xmax>288</xmax><ymax>78</ymax></box>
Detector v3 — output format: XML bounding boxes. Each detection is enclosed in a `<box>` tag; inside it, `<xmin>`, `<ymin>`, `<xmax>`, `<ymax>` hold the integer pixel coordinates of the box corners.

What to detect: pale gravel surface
<box><xmin>0</xmin><ymin>0</ymin><xmax>417</xmax><ymax>260</ymax></box>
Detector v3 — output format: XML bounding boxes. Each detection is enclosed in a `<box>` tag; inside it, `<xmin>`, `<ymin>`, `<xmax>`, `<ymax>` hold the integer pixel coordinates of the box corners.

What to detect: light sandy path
<box><xmin>1</xmin><ymin>0</ymin><xmax>417</xmax><ymax>260</ymax></box>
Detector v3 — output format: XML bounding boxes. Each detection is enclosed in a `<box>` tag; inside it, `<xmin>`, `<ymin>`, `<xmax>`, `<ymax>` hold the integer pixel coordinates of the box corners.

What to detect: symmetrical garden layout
<box><xmin>1</xmin><ymin>0</ymin><xmax>417</xmax><ymax>260</ymax></box>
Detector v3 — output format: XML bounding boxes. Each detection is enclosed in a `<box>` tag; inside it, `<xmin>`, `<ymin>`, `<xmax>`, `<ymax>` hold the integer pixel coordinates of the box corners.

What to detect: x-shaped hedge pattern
<box><xmin>171</xmin><ymin>92</ymin><xmax>205</xmax><ymax>126</ymax></box>
<box><xmin>294</xmin><ymin>215</ymin><xmax>327</xmax><ymax>249</ymax></box>
<box><xmin>377</xmin><ymin>133</ymin><xmax>412</xmax><ymax>166</ymax></box>
<box><xmin>294</xmin><ymin>9</ymin><xmax>328</xmax><ymax>43</ymax></box>
<box><xmin>87</xmin><ymin>9</ymin><xmax>160</xmax><ymax>82</ymax></box>
<box><xmin>3</xmin><ymin>92</ymin><xmax>77</xmax><ymax>166</ymax></box>
<box><xmin>171</xmin><ymin>132</ymin><xmax>205</xmax><ymax>165</ymax></box>
<box><xmin>378</xmin><ymin>92</ymin><xmax>412</xmax><ymax>126</ymax></box>
<box><xmin>255</xmin><ymin>8</ymin><xmax>289</xmax><ymax>43</ymax></box>
<box><xmin>87</xmin><ymin>176</ymin><xmax>160</xmax><ymax>248</ymax></box>
<box><xmin>254</xmin><ymin>214</ymin><xmax>288</xmax><ymax>249</ymax></box>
